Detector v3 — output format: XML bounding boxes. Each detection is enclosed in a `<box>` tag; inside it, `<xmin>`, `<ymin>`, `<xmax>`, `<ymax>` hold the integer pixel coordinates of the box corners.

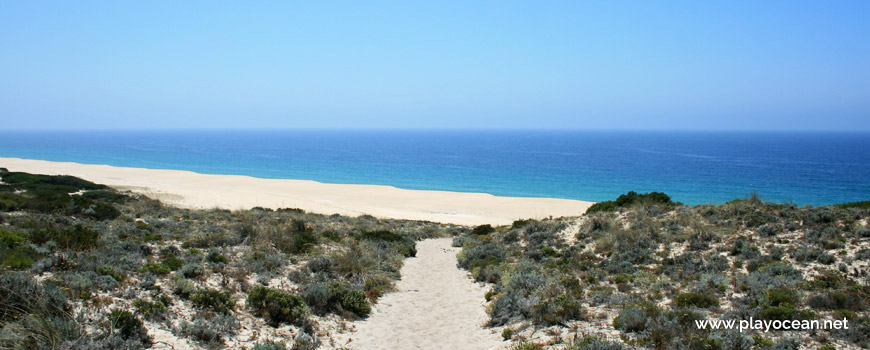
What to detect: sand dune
<box><xmin>1</xmin><ymin>157</ymin><xmax>591</xmax><ymax>226</ymax></box>
<box><xmin>337</xmin><ymin>238</ymin><xmax>505</xmax><ymax>350</ymax></box>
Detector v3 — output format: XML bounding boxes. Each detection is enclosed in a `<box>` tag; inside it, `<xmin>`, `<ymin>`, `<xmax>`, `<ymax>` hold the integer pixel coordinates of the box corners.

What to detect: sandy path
<box><xmin>338</xmin><ymin>238</ymin><xmax>505</xmax><ymax>350</ymax></box>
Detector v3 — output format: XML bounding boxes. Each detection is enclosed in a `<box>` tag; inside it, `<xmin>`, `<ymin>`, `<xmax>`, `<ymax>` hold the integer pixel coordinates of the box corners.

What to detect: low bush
<box><xmin>613</xmin><ymin>301</ymin><xmax>660</xmax><ymax>332</ymax></box>
<box><xmin>140</xmin><ymin>262</ymin><xmax>171</xmax><ymax>275</ymax></box>
<box><xmin>54</xmin><ymin>225</ymin><xmax>100</xmax><ymax>251</ymax></box>
<box><xmin>0</xmin><ymin>228</ymin><xmax>42</xmax><ymax>269</ymax></box>
<box><xmin>673</xmin><ymin>292</ymin><xmax>719</xmax><ymax>309</ymax></box>
<box><xmin>758</xmin><ymin>305</ymin><xmax>795</xmax><ymax>321</ymax></box>
<box><xmin>471</xmin><ymin>224</ymin><xmax>496</xmax><ymax>236</ymax></box>
<box><xmin>161</xmin><ymin>255</ymin><xmax>185</xmax><ymax>271</ymax></box>
<box><xmin>132</xmin><ymin>298</ymin><xmax>167</xmax><ymax>320</ymax></box>
<box><xmin>178</xmin><ymin>314</ymin><xmax>238</xmax><ymax>347</ymax></box>
<box><xmin>108</xmin><ymin>310</ymin><xmax>151</xmax><ymax>345</ymax></box>
<box><xmin>360</xmin><ymin>230</ymin><xmax>416</xmax><ymax>257</ymax></box>
<box><xmin>329</xmin><ymin>283</ymin><xmax>370</xmax><ymax>318</ymax></box>
<box><xmin>190</xmin><ymin>288</ymin><xmax>235</xmax><ymax>314</ymax></box>
<box><xmin>247</xmin><ymin>286</ymin><xmax>308</xmax><ymax>326</ymax></box>
<box><xmin>586</xmin><ymin>191</ymin><xmax>674</xmax><ymax>214</ymax></box>
<box><xmin>301</xmin><ymin>283</ymin><xmax>370</xmax><ymax>318</ymax></box>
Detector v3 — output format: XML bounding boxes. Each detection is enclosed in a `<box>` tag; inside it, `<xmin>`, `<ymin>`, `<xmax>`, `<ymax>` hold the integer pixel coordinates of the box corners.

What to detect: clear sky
<box><xmin>1</xmin><ymin>1</ymin><xmax>868</xmax><ymax>130</ymax></box>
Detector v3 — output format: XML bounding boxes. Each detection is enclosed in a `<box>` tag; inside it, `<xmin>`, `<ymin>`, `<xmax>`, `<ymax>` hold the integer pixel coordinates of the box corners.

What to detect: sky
<box><xmin>1</xmin><ymin>1</ymin><xmax>868</xmax><ymax>130</ymax></box>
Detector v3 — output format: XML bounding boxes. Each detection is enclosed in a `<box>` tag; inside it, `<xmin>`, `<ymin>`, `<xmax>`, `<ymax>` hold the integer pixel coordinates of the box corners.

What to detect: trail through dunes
<box><xmin>338</xmin><ymin>238</ymin><xmax>505</xmax><ymax>350</ymax></box>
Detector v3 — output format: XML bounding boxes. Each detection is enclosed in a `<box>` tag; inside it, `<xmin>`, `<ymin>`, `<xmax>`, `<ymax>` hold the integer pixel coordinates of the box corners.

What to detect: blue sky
<box><xmin>1</xmin><ymin>1</ymin><xmax>868</xmax><ymax>130</ymax></box>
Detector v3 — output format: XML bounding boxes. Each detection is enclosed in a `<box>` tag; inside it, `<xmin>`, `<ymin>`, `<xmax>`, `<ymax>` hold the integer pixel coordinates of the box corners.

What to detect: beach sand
<box><xmin>0</xmin><ymin>157</ymin><xmax>592</xmax><ymax>226</ymax></box>
<box><xmin>336</xmin><ymin>238</ymin><xmax>505</xmax><ymax>350</ymax></box>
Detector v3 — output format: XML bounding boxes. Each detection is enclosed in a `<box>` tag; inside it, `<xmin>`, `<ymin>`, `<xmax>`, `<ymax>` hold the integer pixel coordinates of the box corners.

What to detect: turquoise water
<box><xmin>1</xmin><ymin>130</ymin><xmax>868</xmax><ymax>206</ymax></box>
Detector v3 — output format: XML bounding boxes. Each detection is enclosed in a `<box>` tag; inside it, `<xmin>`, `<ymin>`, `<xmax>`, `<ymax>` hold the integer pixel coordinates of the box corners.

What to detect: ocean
<box><xmin>1</xmin><ymin>130</ymin><xmax>868</xmax><ymax>206</ymax></box>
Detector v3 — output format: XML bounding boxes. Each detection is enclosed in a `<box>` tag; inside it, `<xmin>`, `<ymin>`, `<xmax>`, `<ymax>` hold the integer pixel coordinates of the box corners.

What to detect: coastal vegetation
<box><xmin>2</xmin><ymin>169</ymin><xmax>868</xmax><ymax>349</ymax></box>
<box><xmin>455</xmin><ymin>191</ymin><xmax>870</xmax><ymax>349</ymax></box>
<box><xmin>0</xmin><ymin>169</ymin><xmax>453</xmax><ymax>349</ymax></box>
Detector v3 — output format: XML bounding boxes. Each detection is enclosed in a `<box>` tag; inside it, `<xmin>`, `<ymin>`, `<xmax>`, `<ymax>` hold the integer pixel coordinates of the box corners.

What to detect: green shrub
<box><xmin>471</xmin><ymin>224</ymin><xmax>496</xmax><ymax>236</ymax></box>
<box><xmin>613</xmin><ymin>301</ymin><xmax>660</xmax><ymax>332</ymax></box>
<box><xmin>54</xmin><ymin>224</ymin><xmax>99</xmax><ymax>250</ymax></box>
<box><xmin>765</xmin><ymin>288</ymin><xmax>796</xmax><ymax>307</ymax></box>
<box><xmin>247</xmin><ymin>286</ymin><xmax>308</xmax><ymax>326</ymax></box>
<box><xmin>276</xmin><ymin>219</ymin><xmax>318</xmax><ymax>254</ymax></box>
<box><xmin>80</xmin><ymin>189</ymin><xmax>129</xmax><ymax>203</ymax></box>
<box><xmin>206</xmin><ymin>251</ymin><xmax>228</xmax><ymax>264</ymax></box>
<box><xmin>321</xmin><ymin>230</ymin><xmax>342</xmax><ymax>242</ymax></box>
<box><xmin>0</xmin><ymin>273</ymin><xmax>81</xmax><ymax>348</ymax></box>
<box><xmin>834</xmin><ymin>201</ymin><xmax>870</xmax><ymax>209</ymax></box>
<box><xmin>178</xmin><ymin>314</ymin><xmax>238</xmax><ymax>347</ymax></box>
<box><xmin>328</xmin><ymin>283</ymin><xmax>371</xmax><ymax>318</ymax></box>
<box><xmin>140</xmin><ymin>262</ymin><xmax>171</xmax><ymax>275</ymax></box>
<box><xmin>586</xmin><ymin>191</ymin><xmax>674</xmax><ymax>214</ymax></box>
<box><xmin>190</xmin><ymin>288</ymin><xmax>235</xmax><ymax>314</ymax></box>
<box><xmin>108</xmin><ymin>310</ymin><xmax>150</xmax><ymax>344</ymax></box>
<box><xmin>510</xmin><ymin>341</ymin><xmax>544</xmax><ymax>350</ymax></box>
<box><xmin>301</xmin><ymin>283</ymin><xmax>371</xmax><ymax>318</ymax></box>
<box><xmin>360</xmin><ymin>230</ymin><xmax>405</xmax><ymax>242</ymax></box>
<box><xmin>0</xmin><ymin>228</ymin><xmax>42</xmax><ymax>269</ymax></box>
<box><xmin>673</xmin><ymin>292</ymin><xmax>719</xmax><ymax>309</ymax></box>
<box><xmin>759</xmin><ymin>305</ymin><xmax>795</xmax><ymax>321</ymax></box>
<box><xmin>97</xmin><ymin>266</ymin><xmax>125</xmax><ymax>283</ymax></box>
<box><xmin>0</xmin><ymin>172</ymin><xmax>107</xmax><ymax>191</ymax></box>
<box><xmin>161</xmin><ymin>255</ymin><xmax>185</xmax><ymax>271</ymax></box>
<box><xmin>132</xmin><ymin>298</ymin><xmax>167</xmax><ymax>320</ymax></box>
<box><xmin>532</xmin><ymin>294</ymin><xmax>583</xmax><ymax>325</ymax></box>
<box><xmin>502</xmin><ymin>327</ymin><xmax>513</xmax><ymax>340</ymax></box>
<box><xmin>173</xmin><ymin>278</ymin><xmax>196</xmax><ymax>298</ymax></box>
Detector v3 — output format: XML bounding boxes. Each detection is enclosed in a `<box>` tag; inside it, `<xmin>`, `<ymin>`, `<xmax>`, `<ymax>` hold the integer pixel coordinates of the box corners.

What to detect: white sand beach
<box><xmin>0</xmin><ymin>157</ymin><xmax>592</xmax><ymax>226</ymax></box>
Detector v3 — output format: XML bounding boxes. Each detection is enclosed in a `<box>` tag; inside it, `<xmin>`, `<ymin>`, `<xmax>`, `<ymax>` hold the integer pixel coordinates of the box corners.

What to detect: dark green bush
<box><xmin>54</xmin><ymin>224</ymin><xmax>99</xmax><ymax>250</ymax></box>
<box><xmin>758</xmin><ymin>305</ymin><xmax>795</xmax><ymax>321</ymax></box>
<box><xmin>190</xmin><ymin>288</ymin><xmax>235</xmax><ymax>314</ymax></box>
<box><xmin>328</xmin><ymin>283</ymin><xmax>371</xmax><ymax>318</ymax></box>
<box><xmin>97</xmin><ymin>266</ymin><xmax>125</xmax><ymax>283</ymax></box>
<box><xmin>247</xmin><ymin>286</ymin><xmax>307</xmax><ymax>326</ymax></box>
<box><xmin>807</xmin><ymin>291</ymin><xmax>866</xmax><ymax>310</ymax></box>
<box><xmin>140</xmin><ymin>262</ymin><xmax>171</xmax><ymax>275</ymax></box>
<box><xmin>471</xmin><ymin>224</ymin><xmax>496</xmax><ymax>236</ymax></box>
<box><xmin>673</xmin><ymin>292</ymin><xmax>719</xmax><ymax>309</ymax></box>
<box><xmin>132</xmin><ymin>298</ymin><xmax>167</xmax><ymax>320</ymax></box>
<box><xmin>834</xmin><ymin>201</ymin><xmax>870</xmax><ymax>209</ymax></box>
<box><xmin>0</xmin><ymin>172</ymin><xmax>107</xmax><ymax>192</ymax></box>
<box><xmin>0</xmin><ymin>228</ymin><xmax>42</xmax><ymax>269</ymax></box>
<box><xmin>301</xmin><ymin>283</ymin><xmax>371</xmax><ymax>318</ymax></box>
<box><xmin>276</xmin><ymin>219</ymin><xmax>318</xmax><ymax>254</ymax></box>
<box><xmin>161</xmin><ymin>255</ymin><xmax>185</xmax><ymax>271</ymax></box>
<box><xmin>586</xmin><ymin>191</ymin><xmax>674</xmax><ymax>214</ymax></box>
<box><xmin>108</xmin><ymin>310</ymin><xmax>150</xmax><ymax>344</ymax></box>
<box><xmin>531</xmin><ymin>294</ymin><xmax>583</xmax><ymax>325</ymax></box>
<box><xmin>206</xmin><ymin>251</ymin><xmax>228</xmax><ymax>264</ymax></box>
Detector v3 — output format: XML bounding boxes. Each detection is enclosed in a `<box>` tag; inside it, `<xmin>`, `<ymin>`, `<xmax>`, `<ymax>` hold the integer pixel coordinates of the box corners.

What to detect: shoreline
<box><xmin>0</xmin><ymin>157</ymin><xmax>593</xmax><ymax>226</ymax></box>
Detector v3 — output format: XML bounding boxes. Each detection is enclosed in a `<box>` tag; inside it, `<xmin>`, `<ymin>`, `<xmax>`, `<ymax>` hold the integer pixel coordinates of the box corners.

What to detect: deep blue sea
<box><xmin>1</xmin><ymin>130</ymin><xmax>868</xmax><ymax>206</ymax></box>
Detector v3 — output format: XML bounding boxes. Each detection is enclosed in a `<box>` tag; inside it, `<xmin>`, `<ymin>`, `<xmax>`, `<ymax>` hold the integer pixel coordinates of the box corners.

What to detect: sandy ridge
<box><xmin>1</xmin><ymin>157</ymin><xmax>591</xmax><ymax>226</ymax></box>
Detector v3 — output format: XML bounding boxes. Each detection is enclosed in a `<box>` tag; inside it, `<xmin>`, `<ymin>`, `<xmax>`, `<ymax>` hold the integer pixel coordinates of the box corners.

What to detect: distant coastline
<box><xmin>0</xmin><ymin>157</ymin><xmax>592</xmax><ymax>226</ymax></box>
